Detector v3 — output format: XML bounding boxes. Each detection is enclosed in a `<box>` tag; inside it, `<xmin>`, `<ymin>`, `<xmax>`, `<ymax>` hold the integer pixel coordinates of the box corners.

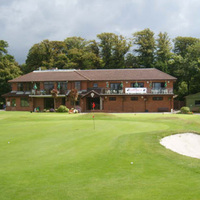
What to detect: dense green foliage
<box><xmin>180</xmin><ymin>106</ymin><xmax>190</xmax><ymax>114</ymax></box>
<box><xmin>23</xmin><ymin>30</ymin><xmax>200</xmax><ymax>100</ymax></box>
<box><xmin>0</xmin><ymin>40</ymin><xmax>22</xmax><ymax>104</ymax></box>
<box><xmin>0</xmin><ymin>112</ymin><xmax>200</xmax><ymax>200</ymax></box>
<box><xmin>57</xmin><ymin>105</ymin><xmax>69</xmax><ymax>112</ymax></box>
<box><xmin>1</xmin><ymin>29</ymin><xmax>200</xmax><ymax>101</ymax></box>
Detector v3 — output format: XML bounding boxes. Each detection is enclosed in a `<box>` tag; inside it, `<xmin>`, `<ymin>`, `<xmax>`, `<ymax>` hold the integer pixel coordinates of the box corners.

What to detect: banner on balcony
<box><xmin>125</xmin><ymin>88</ymin><xmax>147</xmax><ymax>94</ymax></box>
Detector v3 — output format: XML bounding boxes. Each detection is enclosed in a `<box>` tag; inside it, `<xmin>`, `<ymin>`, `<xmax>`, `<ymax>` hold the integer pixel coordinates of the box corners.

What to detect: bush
<box><xmin>57</xmin><ymin>105</ymin><xmax>69</xmax><ymax>113</ymax></box>
<box><xmin>43</xmin><ymin>109</ymin><xmax>47</xmax><ymax>112</ymax></box>
<box><xmin>180</xmin><ymin>107</ymin><xmax>190</xmax><ymax>114</ymax></box>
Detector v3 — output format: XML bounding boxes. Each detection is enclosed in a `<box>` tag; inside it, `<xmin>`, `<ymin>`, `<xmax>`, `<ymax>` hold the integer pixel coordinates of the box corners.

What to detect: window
<box><xmin>24</xmin><ymin>83</ymin><xmax>32</xmax><ymax>91</ymax></box>
<box><xmin>153</xmin><ymin>82</ymin><xmax>165</xmax><ymax>89</ymax></box>
<box><xmin>7</xmin><ymin>100</ymin><xmax>10</xmax><ymax>107</ymax></box>
<box><xmin>44</xmin><ymin>82</ymin><xmax>54</xmax><ymax>94</ymax></box>
<box><xmin>93</xmin><ymin>83</ymin><xmax>98</xmax><ymax>88</ymax></box>
<box><xmin>195</xmin><ymin>100</ymin><xmax>200</xmax><ymax>106</ymax></box>
<box><xmin>11</xmin><ymin>99</ymin><xmax>16</xmax><ymax>107</ymax></box>
<box><xmin>110</xmin><ymin>83</ymin><xmax>121</xmax><ymax>90</ymax></box>
<box><xmin>75</xmin><ymin>82</ymin><xmax>81</xmax><ymax>91</ymax></box>
<box><xmin>58</xmin><ymin>82</ymin><xmax>67</xmax><ymax>94</ymax></box>
<box><xmin>17</xmin><ymin>83</ymin><xmax>23</xmax><ymax>91</ymax></box>
<box><xmin>153</xmin><ymin>97</ymin><xmax>163</xmax><ymax>101</ymax></box>
<box><xmin>131</xmin><ymin>97</ymin><xmax>138</xmax><ymax>101</ymax></box>
<box><xmin>109</xmin><ymin>97</ymin><xmax>116</xmax><ymax>101</ymax></box>
<box><xmin>34</xmin><ymin>82</ymin><xmax>40</xmax><ymax>90</ymax></box>
<box><xmin>131</xmin><ymin>82</ymin><xmax>144</xmax><ymax>88</ymax></box>
<box><xmin>20</xmin><ymin>98</ymin><xmax>29</xmax><ymax>107</ymax></box>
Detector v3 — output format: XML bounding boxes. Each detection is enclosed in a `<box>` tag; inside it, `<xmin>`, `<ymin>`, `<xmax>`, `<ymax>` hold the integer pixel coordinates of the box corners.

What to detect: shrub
<box><xmin>43</xmin><ymin>109</ymin><xmax>47</xmax><ymax>112</ymax></box>
<box><xmin>57</xmin><ymin>105</ymin><xmax>69</xmax><ymax>113</ymax></box>
<box><xmin>180</xmin><ymin>107</ymin><xmax>190</xmax><ymax>114</ymax></box>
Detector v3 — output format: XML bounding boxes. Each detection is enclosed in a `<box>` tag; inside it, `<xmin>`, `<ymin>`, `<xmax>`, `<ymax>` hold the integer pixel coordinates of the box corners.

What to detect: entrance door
<box><xmin>44</xmin><ymin>98</ymin><xmax>54</xmax><ymax>109</ymax></box>
<box><xmin>87</xmin><ymin>97</ymin><xmax>100</xmax><ymax>110</ymax></box>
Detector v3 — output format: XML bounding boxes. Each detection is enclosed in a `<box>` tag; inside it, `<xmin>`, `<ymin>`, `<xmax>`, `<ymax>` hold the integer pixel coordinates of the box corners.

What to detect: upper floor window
<box><xmin>153</xmin><ymin>82</ymin><xmax>165</xmax><ymax>89</ymax></box>
<box><xmin>33</xmin><ymin>82</ymin><xmax>40</xmax><ymax>90</ymax></box>
<box><xmin>75</xmin><ymin>82</ymin><xmax>81</xmax><ymax>91</ymax></box>
<box><xmin>44</xmin><ymin>82</ymin><xmax>54</xmax><ymax>92</ymax></box>
<box><xmin>110</xmin><ymin>83</ymin><xmax>121</xmax><ymax>90</ymax></box>
<box><xmin>24</xmin><ymin>83</ymin><xmax>32</xmax><ymax>91</ymax></box>
<box><xmin>93</xmin><ymin>83</ymin><xmax>98</xmax><ymax>88</ymax></box>
<box><xmin>17</xmin><ymin>83</ymin><xmax>23</xmax><ymax>91</ymax></box>
<box><xmin>131</xmin><ymin>82</ymin><xmax>144</xmax><ymax>88</ymax></box>
<box><xmin>57</xmin><ymin>82</ymin><xmax>67</xmax><ymax>93</ymax></box>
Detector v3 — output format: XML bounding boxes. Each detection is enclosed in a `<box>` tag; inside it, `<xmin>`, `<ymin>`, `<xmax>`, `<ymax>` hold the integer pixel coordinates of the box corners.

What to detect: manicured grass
<box><xmin>0</xmin><ymin>112</ymin><xmax>200</xmax><ymax>200</ymax></box>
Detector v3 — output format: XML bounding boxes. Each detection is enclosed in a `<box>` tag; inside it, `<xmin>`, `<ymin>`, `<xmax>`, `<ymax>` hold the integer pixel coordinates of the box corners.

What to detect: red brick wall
<box><xmin>6</xmin><ymin>97</ymin><xmax>33</xmax><ymax>111</ymax></box>
<box><xmin>97</xmin><ymin>95</ymin><xmax>173</xmax><ymax>113</ymax></box>
<box><xmin>11</xmin><ymin>83</ymin><xmax>17</xmax><ymax>91</ymax></box>
<box><xmin>33</xmin><ymin>98</ymin><xmax>44</xmax><ymax>111</ymax></box>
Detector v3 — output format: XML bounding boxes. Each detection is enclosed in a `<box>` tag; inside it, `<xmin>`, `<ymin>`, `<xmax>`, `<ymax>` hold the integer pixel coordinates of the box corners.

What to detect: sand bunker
<box><xmin>160</xmin><ymin>133</ymin><xmax>200</xmax><ymax>159</ymax></box>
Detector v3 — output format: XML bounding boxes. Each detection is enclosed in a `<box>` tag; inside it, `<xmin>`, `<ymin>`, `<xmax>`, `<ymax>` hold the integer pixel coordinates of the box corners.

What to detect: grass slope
<box><xmin>0</xmin><ymin>112</ymin><xmax>200</xmax><ymax>200</ymax></box>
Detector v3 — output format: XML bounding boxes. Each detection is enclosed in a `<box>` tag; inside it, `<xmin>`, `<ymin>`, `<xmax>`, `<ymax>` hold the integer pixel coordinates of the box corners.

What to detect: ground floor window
<box><xmin>21</xmin><ymin>98</ymin><xmax>29</xmax><ymax>107</ymax></box>
<box><xmin>153</xmin><ymin>97</ymin><xmax>163</xmax><ymax>101</ymax></box>
<box><xmin>195</xmin><ymin>100</ymin><xmax>200</xmax><ymax>106</ymax></box>
<box><xmin>109</xmin><ymin>97</ymin><xmax>116</xmax><ymax>101</ymax></box>
<box><xmin>131</xmin><ymin>97</ymin><xmax>138</xmax><ymax>101</ymax></box>
<box><xmin>11</xmin><ymin>99</ymin><xmax>16</xmax><ymax>107</ymax></box>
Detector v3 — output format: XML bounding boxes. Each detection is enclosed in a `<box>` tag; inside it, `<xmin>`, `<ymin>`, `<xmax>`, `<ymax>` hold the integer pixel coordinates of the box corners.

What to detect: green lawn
<box><xmin>0</xmin><ymin>112</ymin><xmax>200</xmax><ymax>200</ymax></box>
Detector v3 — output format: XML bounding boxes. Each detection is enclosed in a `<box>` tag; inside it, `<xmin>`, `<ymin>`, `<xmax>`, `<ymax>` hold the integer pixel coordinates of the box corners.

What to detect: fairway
<box><xmin>0</xmin><ymin>112</ymin><xmax>200</xmax><ymax>200</ymax></box>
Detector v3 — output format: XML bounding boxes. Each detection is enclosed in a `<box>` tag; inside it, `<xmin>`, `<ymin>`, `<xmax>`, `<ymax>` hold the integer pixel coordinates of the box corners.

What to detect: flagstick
<box><xmin>93</xmin><ymin>107</ymin><xmax>95</xmax><ymax>130</ymax></box>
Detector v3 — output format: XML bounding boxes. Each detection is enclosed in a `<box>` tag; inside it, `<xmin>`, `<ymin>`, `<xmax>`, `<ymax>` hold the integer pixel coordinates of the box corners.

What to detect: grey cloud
<box><xmin>1</xmin><ymin>0</ymin><xmax>200</xmax><ymax>64</ymax></box>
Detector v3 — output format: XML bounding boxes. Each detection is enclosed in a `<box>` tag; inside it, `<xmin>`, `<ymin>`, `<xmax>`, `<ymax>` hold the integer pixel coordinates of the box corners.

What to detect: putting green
<box><xmin>0</xmin><ymin>112</ymin><xmax>200</xmax><ymax>200</ymax></box>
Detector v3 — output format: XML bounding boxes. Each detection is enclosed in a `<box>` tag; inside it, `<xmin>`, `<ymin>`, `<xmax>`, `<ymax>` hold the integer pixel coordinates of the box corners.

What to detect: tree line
<box><xmin>1</xmin><ymin>28</ymin><xmax>200</xmax><ymax>104</ymax></box>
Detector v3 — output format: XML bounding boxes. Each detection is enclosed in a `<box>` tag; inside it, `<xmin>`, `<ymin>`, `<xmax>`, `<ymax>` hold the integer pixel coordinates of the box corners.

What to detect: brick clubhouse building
<box><xmin>3</xmin><ymin>68</ymin><xmax>176</xmax><ymax>112</ymax></box>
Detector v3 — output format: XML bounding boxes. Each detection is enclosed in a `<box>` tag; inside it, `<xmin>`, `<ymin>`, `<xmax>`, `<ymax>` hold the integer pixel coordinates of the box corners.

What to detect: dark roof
<box><xmin>9</xmin><ymin>70</ymin><xmax>86</xmax><ymax>82</ymax></box>
<box><xmin>9</xmin><ymin>68</ymin><xmax>176</xmax><ymax>83</ymax></box>
<box><xmin>2</xmin><ymin>92</ymin><xmax>30</xmax><ymax>97</ymax></box>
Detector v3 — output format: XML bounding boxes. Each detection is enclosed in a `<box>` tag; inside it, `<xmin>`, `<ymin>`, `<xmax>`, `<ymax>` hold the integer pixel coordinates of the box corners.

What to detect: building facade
<box><xmin>185</xmin><ymin>92</ymin><xmax>200</xmax><ymax>112</ymax></box>
<box><xmin>2</xmin><ymin>68</ymin><xmax>176</xmax><ymax>112</ymax></box>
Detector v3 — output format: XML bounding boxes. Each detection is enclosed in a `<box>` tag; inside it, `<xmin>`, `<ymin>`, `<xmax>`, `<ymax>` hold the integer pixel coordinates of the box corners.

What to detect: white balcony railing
<box><xmin>104</xmin><ymin>88</ymin><xmax>173</xmax><ymax>95</ymax></box>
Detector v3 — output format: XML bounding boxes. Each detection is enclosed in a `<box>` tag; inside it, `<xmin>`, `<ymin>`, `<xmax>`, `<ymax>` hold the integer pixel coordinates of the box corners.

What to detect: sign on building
<box><xmin>125</xmin><ymin>88</ymin><xmax>147</xmax><ymax>94</ymax></box>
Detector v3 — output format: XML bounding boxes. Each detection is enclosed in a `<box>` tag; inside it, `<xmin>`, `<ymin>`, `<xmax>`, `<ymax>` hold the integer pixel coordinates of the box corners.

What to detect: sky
<box><xmin>1</xmin><ymin>0</ymin><xmax>200</xmax><ymax>64</ymax></box>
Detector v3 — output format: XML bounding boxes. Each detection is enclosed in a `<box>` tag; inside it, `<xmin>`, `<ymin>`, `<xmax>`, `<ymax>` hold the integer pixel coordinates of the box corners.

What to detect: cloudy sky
<box><xmin>1</xmin><ymin>0</ymin><xmax>200</xmax><ymax>64</ymax></box>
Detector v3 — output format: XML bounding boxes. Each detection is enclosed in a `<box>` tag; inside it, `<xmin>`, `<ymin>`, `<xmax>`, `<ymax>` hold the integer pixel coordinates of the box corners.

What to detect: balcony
<box><xmin>103</xmin><ymin>88</ymin><xmax>173</xmax><ymax>95</ymax></box>
<box><xmin>30</xmin><ymin>89</ymin><xmax>67</xmax><ymax>96</ymax></box>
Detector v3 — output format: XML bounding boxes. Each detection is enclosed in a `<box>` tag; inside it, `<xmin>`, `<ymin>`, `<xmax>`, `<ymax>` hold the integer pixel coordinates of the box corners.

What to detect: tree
<box><xmin>170</xmin><ymin>37</ymin><xmax>200</xmax><ymax>99</ymax></box>
<box><xmin>97</xmin><ymin>33</ymin><xmax>131</xmax><ymax>68</ymax></box>
<box><xmin>0</xmin><ymin>40</ymin><xmax>21</xmax><ymax>103</ymax></box>
<box><xmin>173</xmin><ymin>36</ymin><xmax>200</xmax><ymax>57</ymax></box>
<box><xmin>26</xmin><ymin>40</ymin><xmax>67</xmax><ymax>72</ymax></box>
<box><xmin>133</xmin><ymin>28</ymin><xmax>156</xmax><ymax>68</ymax></box>
<box><xmin>124</xmin><ymin>53</ymin><xmax>139</xmax><ymax>68</ymax></box>
<box><xmin>155</xmin><ymin>32</ymin><xmax>172</xmax><ymax>72</ymax></box>
<box><xmin>64</xmin><ymin>37</ymin><xmax>101</xmax><ymax>69</ymax></box>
